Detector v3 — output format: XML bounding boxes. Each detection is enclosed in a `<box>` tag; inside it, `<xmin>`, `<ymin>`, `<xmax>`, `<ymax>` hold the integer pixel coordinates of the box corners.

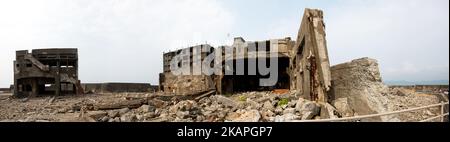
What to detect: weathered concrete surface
<box><xmin>330</xmin><ymin>57</ymin><xmax>397</xmax><ymax>121</ymax></box>
<box><xmin>82</xmin><ymin>83</ymin><xmax>157</xmax><ymax>93</ymax></box>
<box><xmin>13</xmin><ymin>48</ymin><xmax>83</xmax><ymax>97</ymax></box>
<box><xmin>290</xmin><ymin>8</ymin><xmax>331</xmax><ymax>102</ymax></box>
<box><xmin>160</xmin><ymin>73</ymin><xmax>215</xmax><ymax>95</ymax></box>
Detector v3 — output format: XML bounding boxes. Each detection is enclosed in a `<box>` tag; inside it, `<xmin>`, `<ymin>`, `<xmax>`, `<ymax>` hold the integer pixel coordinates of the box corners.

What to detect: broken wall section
<box><xmin>82</xmin><ymin>83</ymin><xmax>157</xmax><ymax>94</ymax></box>
<box><xmin>160</xmin><ymin>74</ymin><xmax>215</xmax><ymax>95</ymax></box>
<box><xmin>289</xmin><ymin>8</ymin><xmax>331</xmax><ymax>102</ymax></box>
<box><xmin>330</xmin><ymin>57</ymin><xmax>398</xmax><ymax>122</ymax></box>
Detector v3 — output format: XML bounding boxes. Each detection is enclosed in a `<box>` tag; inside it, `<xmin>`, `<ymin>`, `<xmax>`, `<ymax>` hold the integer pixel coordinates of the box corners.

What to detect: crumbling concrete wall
<box><xmin>289</xmin><ymin>8</ymin><xmax>331</xmax><ymax>102</ymax></box>
<box><xmin>159</xmin><ymin>44</ymin><xmax>216</xmax><ymax>96</ymax></box>
<box><xmin>82</xmin><ymin>83</ymin><xmax>157</xmax><ymax>94</ymax></box>
<box><xmin>329</xmin><ymin>57</ymin><xmax>398</xmax><ymax>121</ymax></box>
<box><xmin>160</xmin><ymin>73</ymin><xmax>215</xmax><ymax>95</ymax></box>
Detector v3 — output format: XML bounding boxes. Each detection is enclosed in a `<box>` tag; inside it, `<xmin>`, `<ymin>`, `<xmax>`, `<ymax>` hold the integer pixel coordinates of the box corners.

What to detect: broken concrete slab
<box><xmin>227</xmin><ymin>109</ymin><xmax>261</xmax><ymax>122</ymax></box>
<box><xmin>213</xmin><ymin>95</ymin><xmax>238</xmax><ymax>108</ymax></box>
<box><xmin>330</xmin><ymin>57</ymin><xmax>398</xmax><ymax>122</ymax></box>
<box><xmin>274</xmin><ymin>113</ymin><xmax>300</xmax><ymax>122</ymax></box>
<box><xmin>319</xmin><ymin>103</ymin><xmax>339</xmax><ymax>119</ymax></box>
<box><xmin>299</xmin><ymin>102</ymin><xmax>320</xmax><ymax>120</ymax></box>
<box><xmin>332</xmin><ymin>98</ymin><xmax>354</xmax><ymax>117</ymax></box>
<box><xmin>86</xmin><ymin>111</ymin><xmax>108</xmax><ymax>120</ymax></box>
<box><xmin>139</xmin><ymin>105</ymin><xmax>155</xmax><ymax>113</ymax></box>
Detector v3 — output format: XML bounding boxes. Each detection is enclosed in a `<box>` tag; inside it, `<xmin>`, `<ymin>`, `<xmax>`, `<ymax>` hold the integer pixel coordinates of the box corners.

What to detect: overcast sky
<box><xmin>0</xmin><ymin>0</ymin><xmax>448</xmax><ymax>87</ymax></box>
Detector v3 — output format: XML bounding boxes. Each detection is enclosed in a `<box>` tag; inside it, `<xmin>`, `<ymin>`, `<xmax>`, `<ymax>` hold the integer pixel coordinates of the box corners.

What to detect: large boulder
<box><xmin>300</xmin><ymin>102</ymin><xmax>321</xmax><ymax>120</ymax></box>
<box><xmin>329</xmin><ymin>57</ymin><xmax>397</xmax><ymax>121</ymax></box>
<box><xmin>319</xmin><ymin>103</ymin><xmax>339</xmax><ymax>119</ymax></box>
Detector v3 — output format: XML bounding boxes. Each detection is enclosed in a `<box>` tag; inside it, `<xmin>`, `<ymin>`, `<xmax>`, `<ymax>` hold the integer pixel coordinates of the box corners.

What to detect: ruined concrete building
<box><xmin>159</xmin><ymin>44</ymin><xmax>217</xmax><ymax>95</ymax></box>
<box><xmin>159</xmin><ymin>8</ymin><xmax>332</xmax><ymax>102</ymax></box>
<box><xmin>289</xmin><ymin>9</ymin><xmax>331</xmax><ymax>102</ymax></box>
<box><xmin>13</xmin><ymin>48</ymin><xmax>83</xmax><ymax>97</ymax></box>
<box><xmin>216</xmin><ymin>37</ymin><xmax>293</xmax><ymax>94</ymax></box>
<box><xmin>159</xmin><ymin>38</ymin><xmax>293</xmax><ymax>95</ymax></box>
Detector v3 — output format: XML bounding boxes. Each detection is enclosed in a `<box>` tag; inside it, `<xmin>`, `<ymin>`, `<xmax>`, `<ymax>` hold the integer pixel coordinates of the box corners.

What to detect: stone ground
<box><xmin>0</xmin><ymin>88</ymin><xmax>447</xmax><ymax>122</ymax></box>
<box><xmin>386</xmin><ymin>88</ymin><xmax>448</xmax><ymax>122</ymax></box>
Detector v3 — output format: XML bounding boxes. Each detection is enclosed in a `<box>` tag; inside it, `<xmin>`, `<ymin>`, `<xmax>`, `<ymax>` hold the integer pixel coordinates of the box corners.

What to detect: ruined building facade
<box><xmin>289</xmin><ymin>9</ymin><xmax>331</xmax><ymax>102</ymax></box>
<box><xmin>159</xmin><ymin>44</ymin><xmax>216</xmax><ymax>95</ymax></box>
<box><xmin>13</xmin><ymin>48</ymin><xmax>83</xmax><ymax>97</ymax></box>
<box><xmin>159</xmin><ymin>8</ymin><xmax>331</xmax><ymax>102</ymax></box>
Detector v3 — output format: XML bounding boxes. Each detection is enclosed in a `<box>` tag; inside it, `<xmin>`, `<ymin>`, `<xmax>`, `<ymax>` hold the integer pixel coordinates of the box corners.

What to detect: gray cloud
<box><xmin>0</xmin><ymin>0</ymin><xmax>234</xmax><ymax>87</ymax></box>
<box><xmin>0</xmin><ymin>0</ymin><xmax>448</xmax><ymax>87</ymax></box>
<box><xmin>325</xmin><ymin>0</ymin><xmax>449</xmax><ymax>82</ymax></box>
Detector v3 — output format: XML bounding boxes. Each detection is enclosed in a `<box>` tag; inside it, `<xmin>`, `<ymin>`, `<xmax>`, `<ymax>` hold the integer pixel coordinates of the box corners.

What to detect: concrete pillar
<box><xmin>31</xmin><ymin>79</ymin><xmax>38</xmax><ymax>97</ymax></box>
<box><xmin>13</xmin><ymin>79</ymin><xmax>18</xmax><ymax>96</ymax></box>
<box><xmin>55</xmin><ymin>61</ymin><xmax>61</xmax><ymax>96</ymax></box>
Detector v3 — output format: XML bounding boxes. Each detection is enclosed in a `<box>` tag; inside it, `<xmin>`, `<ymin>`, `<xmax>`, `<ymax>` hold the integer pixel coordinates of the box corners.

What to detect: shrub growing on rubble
<box><xmin>278</xmin><ymin>98</ymin><xmax>289</xmax><ymax>107</ymax></box>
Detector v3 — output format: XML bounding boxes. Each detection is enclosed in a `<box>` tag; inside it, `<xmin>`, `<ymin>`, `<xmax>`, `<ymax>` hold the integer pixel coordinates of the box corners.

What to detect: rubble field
<box><xmin>0</xmin><ymin>87</ymin><xmax>446</xmax><ymax>122</ymax></box>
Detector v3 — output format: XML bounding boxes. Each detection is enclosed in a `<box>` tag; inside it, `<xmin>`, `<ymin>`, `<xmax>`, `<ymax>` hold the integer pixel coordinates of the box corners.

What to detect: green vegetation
<box><xmin>277</xmin><ymin>98</ymin><xmax>289</xmax><ymax>107</ymax></box>
<box><xmin>238</xmin><ymin>95</ymin><xmax>247</xmax><ymax>102</ymax></box>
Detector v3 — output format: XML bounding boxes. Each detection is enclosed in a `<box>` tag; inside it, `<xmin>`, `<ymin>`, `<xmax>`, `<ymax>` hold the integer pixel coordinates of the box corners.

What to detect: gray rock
<box><xmin>319</xmin><ymin>103</ymin><xmax>339</xmax><ymax>119</ymax></box>
<box><xmin>261</xmin><ymin>110</ymin><xmax>275</xmax><ymax>121</ymax></box>
<box><xmin>229</xmin><ymin>110</ymin><xmax>261</xmax><ymax>122</ymax></box>
<box><xmin>57</xmin><ymin>108</ymin><xmax>68</xmax><ymax>113</ymax></box>
<box><xmin>114</xmin><ymin>117</ymin><xmax>121</xmax><ymax>122</ymax></box>
<box><xmin>301</xmin><ymin>111</ymin><xmax>316</xmax><ymax>120</ymax></box>
<box><xmin>332</xmin><ymin>98</ymin><xmax>354</xmax><ymax>117</ymax></box>
<box><xmin>274</xmin><ymin>107</ymin><xmax>283</xmax><ymax>115</ymax></box>
<box><xmin>283</xmin><ymin>108</ymin><xmax>296</xmax><ymax>115</ymax></box>
<box><xmin>0</xmin><ymin>119</ymin><xmax>16</xmax><ymax>122</ymax></box>
<box><xmin>214</xmin><ymin>95</ymin><xmax>238</xmax><ymax>108</ymax></box>
<box><xmin>136</xmin><ymin>114</ymin><xmax>143</xmax><ymax>121</ymax></box>
<box><xmin>139</xmin><ymin>105</ymin><xmax>155</xmax><ymax>113</ymax></box>
<box><xmin>330</xmin><ymin>58</ymin><xmax>395</xmax><ymax>121</ymax></box>
<box><xmin>118</xmin><ymin>108</ymin><xmax>130</xmax><ymax>115</ymax></box>
<box><xmin>262</xmin><ymin>101</ymin><xmax>274</xmax><ymax>111</ymax></box>
<box><xmin>100</xmin><ymin>116</ymin><xmax>110</xmax><ymax>122</ymax></box>
<box><xmin>59</xmin><ymin>116</ymin><xmax>96</xmax><ymax>122</ymax></box>
<box><xmin>288</xmin><ymin>100</ymin><xmax>297</xmax><ymax>108</ymax></box>
<box><xmin>87</xmin><ymin>111</ymin><xmax>108</xmax><ymax>120</ymax></box>
<box><xmin>196</xmin><ymin>115</ymin><xmax>204</xmax><ymax>122</ymax></box>
<box><xmin>149</xmin><ymin>99</ymin><xmax>166</xmax><ymax>108</ymax></box>
<box><xmin>392</xmin><ymin>88</ymin><xmax>410</xmax><ymax>96</ymax></box>
<box><xmin>144</xmin><ymin>112</ymin><xmax>156</xmax><ymax>119</ymax></box>
<box><xmin>48</xmin><ymin>97</ymin><xmax>56</xmax><ymax>104</ymax></box>
<box><xmin>108</xmin><ymin>110</ymin><xmax>120</xmax><ymax>118</ymax></box>
<box><xmin>274</xmin><ymin>113</ymin><xmax>299</xmax><ymax>122</ymax></box>
<box><xmin>120</xmin><ymin>114</ymin><xmax>137</xmax><ymax>122</ymax></box>
<box><xmin>176</xmin><ymin>111</ymin><xmax>189</xmax><ymax>119</ymax></box>
<box><xmin>295</xmin><ymin>98</ymin><xmax>306</xmax><ymax>112</ymax></box>
<box><xmin>169</xmin><ymin>100</ymin><xmax>197</xmax><ymax>113</ymax></box>
<box><xmin>246</xmin><ymin>98</ymin><xmax>261</xmax><ymax>110</ymax></box>
<box><xmin>300</xmin><ymin>102</ymin><xmax>320</xmax><ymax>120</ymax></box>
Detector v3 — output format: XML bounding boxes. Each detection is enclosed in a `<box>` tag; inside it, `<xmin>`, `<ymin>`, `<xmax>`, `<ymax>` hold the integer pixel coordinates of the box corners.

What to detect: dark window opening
<box><xmin>297</xmin><ymin>36</ymin><xmax>306</xmax><ymax>56</ymax></box>
<box><xmin>266</xmin><ymin>40</ymin><xmax>271</xmax><ymax>52</ymax></box>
